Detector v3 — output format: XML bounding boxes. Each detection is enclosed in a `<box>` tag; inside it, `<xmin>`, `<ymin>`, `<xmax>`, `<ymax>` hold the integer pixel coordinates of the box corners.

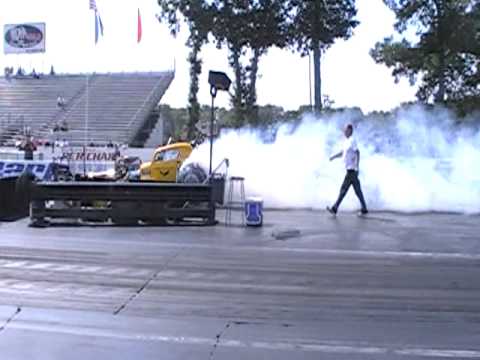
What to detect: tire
<box><xmin>176</xmin><ymin>163</ymin><xmax>208</xmax><ymax>221</ymax></box>
<box><xmin>178</xmin><ymin>163</ymin><xmax>207</xmax><ymax>184</ymax></box>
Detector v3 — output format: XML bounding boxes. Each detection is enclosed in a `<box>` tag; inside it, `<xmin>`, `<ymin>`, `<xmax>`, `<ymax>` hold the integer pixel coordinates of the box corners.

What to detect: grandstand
<box><xmin>0</xmin><ymin>71</ymin><xmax>174</xmax><ymax>147</ymax></box>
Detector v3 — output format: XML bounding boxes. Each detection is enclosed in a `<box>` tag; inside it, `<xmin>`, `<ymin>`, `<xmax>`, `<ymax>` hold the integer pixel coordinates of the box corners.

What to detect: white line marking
<box><xmin>395</xmin><ymin>348</ymin><xmax>480</xmax><ymax>358</ymax></box>
<box><xmin>3</xmin><ymin>235</ymin><xmax>480</xmax><ymax>262</ymax></box>
<box><xmin>9</xmin><ymin>322</ymin><xmax>480</xmax><ymax>358</ymax></box>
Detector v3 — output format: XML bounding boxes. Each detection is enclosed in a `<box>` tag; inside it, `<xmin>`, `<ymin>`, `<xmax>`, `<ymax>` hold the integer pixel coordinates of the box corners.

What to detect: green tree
<box><xmin>158</xmin><ymin>1</ymin><xmax>288</xmax><ymax>130</ymax></box>
<box><xmin>287</xmin><ymin>0</ymin><xmax>359</xmax><ymax>112</ymax></box>
<box><xmin>211</xmin><ymin>0</ymin><xmax>289</xmax><ymax>126</ymax></box>
<box><xmin>157</xmin><ymin>1</ymin><xmax>213</xmax><ymax>140</ymax></box>
<box><xmin>371</xmin><ymin>1</ymin><xmax>480</xmax><ymax>104</ymax></box>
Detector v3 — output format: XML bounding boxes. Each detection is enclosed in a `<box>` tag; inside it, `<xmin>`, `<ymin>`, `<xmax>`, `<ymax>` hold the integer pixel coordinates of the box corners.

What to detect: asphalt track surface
<box><xmin>0</xmin><ymin>210</ymin><xmax>479</xmax><ymax>359</ymax></box>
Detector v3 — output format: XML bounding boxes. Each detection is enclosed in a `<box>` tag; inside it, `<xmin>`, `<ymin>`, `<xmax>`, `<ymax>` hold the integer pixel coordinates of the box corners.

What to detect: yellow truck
<box><xmin>139</xmin><ymin>142</ymin><xmax>207</xmax><ymax>183</ymax></box>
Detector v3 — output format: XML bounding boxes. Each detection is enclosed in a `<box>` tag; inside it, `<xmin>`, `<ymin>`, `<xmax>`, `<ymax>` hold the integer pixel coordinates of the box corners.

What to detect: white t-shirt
<box><xmin>343</xmin><ymin>136</ymin><xmax>358</xmax><ymax>171</ymax></box>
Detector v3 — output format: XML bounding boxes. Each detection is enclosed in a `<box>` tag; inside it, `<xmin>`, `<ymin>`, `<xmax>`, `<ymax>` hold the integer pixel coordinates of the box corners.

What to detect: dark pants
<box><xmin>24</xmin><ymin>150</ymin><xmax>33</xmax><ymax>160</ymax></box>
<box><xmin>332</xmin><ymin>170</ymin><xmax>367</xmax><ymax>212</ymax></box>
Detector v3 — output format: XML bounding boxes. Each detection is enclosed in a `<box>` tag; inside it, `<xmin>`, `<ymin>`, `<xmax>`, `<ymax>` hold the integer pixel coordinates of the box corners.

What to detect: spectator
<box><xmin>57</xmin><ymin>95</ymin><xmax>66</xmax><ymax>110</ymax></box>
<box><xmin>113</xmin><ymin>144</ymin><xmax>121</xmax><ymax>160</ymax></box>
<box><xmin>22</xmin><ymin>136</ymin><xmax>37</xmax><ymax>160</ymax></box>
<box><xmin>50</xmin><ymin>65</ymin><xmax>55</xmax><ymax>76</ymax></box>
<box><xmin>31</xmin><ymin>68</ymin><xmax>40</xmax><ymax>79</ymax></box>
<box><xmin>56</xmin><ymin>139</ymin><xmax>66</xmax><ymax>149</ymax></box>
<box><xmin>60</xmin><ymin>119</ymin><xmax>68</xmax><ymax>131</ymax></box>
<box><xmin>4</xmin><ymin>66</ymin><xmax>13</xmax><ymax>80</ymax></box>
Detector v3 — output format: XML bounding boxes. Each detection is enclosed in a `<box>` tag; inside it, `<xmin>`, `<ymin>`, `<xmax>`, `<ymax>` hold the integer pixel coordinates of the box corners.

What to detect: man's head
<box><xmin>344</xmin><ymin>124</ymin><xmax>353</xmax><ymax>138</ymax></box>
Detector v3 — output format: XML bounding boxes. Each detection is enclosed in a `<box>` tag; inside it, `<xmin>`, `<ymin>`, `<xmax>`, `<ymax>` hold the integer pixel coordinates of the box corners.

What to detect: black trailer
<box><xmin>29</xmin><ymin>181</ymin><xmax>219</xmax><ymax>226</ymax></box>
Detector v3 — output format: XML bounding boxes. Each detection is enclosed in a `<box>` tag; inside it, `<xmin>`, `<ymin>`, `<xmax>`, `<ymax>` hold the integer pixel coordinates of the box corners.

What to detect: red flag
<box><xmin>137</xmin><ymin>8</ymin><xmax>142</xmax><ymax>43</ymax></box>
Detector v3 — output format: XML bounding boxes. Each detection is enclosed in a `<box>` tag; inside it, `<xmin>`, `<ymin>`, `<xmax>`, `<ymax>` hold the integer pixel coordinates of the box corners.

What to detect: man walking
<box><xmin>327</xmin><ymin>124</ymin><xmax>368</xmax><ymax>216</ymax></box>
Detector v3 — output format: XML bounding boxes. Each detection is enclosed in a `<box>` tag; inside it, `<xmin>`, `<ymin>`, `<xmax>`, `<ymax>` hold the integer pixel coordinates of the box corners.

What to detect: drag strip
<box><xmin>0</xmin><ymin>211</ymin><xmax>479</xmax><ymax>359</ymax></box>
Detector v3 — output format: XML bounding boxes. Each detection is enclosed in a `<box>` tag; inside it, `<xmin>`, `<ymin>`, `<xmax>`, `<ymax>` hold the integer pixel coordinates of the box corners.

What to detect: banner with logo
<box><xmin>0</xmin><ymin>160</ymin><xmax>53</xmax><ymax>180</ymax></box>
<box><xmin>61</xmin><ymin>147</ymin><xmax>118</xmax><ymax>162</ymax></box>
<box><xmin>0</xmin><ymin>159</ymin><xmax>114</xmax><ymax>179</ymax></box>
<box><xmin>4</xmin><ymin>23</ymin><xmax>46</xmax><ymax>54</ymax></box>
<box><xmin>61</xmin><ymin>147</ymin><xmax>116</xmax><ymax>175</ymax></box>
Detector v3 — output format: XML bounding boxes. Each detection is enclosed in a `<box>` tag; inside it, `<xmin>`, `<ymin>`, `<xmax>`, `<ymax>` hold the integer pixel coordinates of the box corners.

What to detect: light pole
<box><xmin>207</xmin><ymin>71</ymin><xmax>231</xmax><ymax>175</ymax></box>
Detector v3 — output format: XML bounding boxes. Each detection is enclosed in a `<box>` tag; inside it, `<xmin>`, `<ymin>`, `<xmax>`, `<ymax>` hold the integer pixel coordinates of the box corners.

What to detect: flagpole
<box><xmin>84</xmin><ymin>0</ymin><xmax>98</xmax><ymax>176</ymax></box>
<box><xmin>84</xmin><ymin>72</ymin><xmax>88</xmax><ymax>176</ymax></box>
<box><xmin>85</xmin><ymin>74</ymin><xmax>88</xmax><ymax>146</ymax></box>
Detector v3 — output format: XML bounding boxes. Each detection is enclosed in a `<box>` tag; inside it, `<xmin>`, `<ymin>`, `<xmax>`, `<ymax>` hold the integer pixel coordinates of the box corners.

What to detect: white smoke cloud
<box><xmin>187</xmin><ymin>105</ymin><xmax>480</xmax><ymax>214</ymax></box>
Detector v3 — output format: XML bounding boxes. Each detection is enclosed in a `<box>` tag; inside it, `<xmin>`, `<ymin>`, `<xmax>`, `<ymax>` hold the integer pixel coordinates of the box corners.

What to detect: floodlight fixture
<box><xmin>208</xmin><ymin>71</ymin><xmax>231</xmax><ymax>175</ymax></box>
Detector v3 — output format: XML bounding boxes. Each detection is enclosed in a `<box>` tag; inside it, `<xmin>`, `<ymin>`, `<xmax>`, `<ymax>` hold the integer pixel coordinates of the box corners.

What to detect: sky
<box><xmin>0</xmin><ymin>0</ymin><xmax>418</xmax><ymax>113</ymax></box>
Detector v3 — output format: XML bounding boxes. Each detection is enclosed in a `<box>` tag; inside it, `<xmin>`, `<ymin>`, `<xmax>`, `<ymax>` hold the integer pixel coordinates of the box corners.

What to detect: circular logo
<box><xmin>5</xmin><ymin>24</ymin><xmax>43</xmax><ymax>49</ymax></box>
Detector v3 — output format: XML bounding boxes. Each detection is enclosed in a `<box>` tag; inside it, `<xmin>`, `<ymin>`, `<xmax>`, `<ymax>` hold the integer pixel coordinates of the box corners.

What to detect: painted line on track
<box><xmin>8</xmin><ymin>321</ymin><xmax>480</xmax><ymax>358</ymax></box>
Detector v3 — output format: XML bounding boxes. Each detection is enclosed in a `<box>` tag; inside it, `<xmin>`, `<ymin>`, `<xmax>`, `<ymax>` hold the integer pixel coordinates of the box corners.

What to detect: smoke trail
<box><xmin>187</xmin><ymin>105</ymin><xmax>480</xmax><ymax>213</ymax></box>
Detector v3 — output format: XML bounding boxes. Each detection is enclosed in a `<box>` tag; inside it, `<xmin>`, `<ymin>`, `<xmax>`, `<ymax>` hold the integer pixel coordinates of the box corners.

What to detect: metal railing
<box><xmin>35</xmin><ymin>75</ymin><xmax>97</xmax><ymax>140</ymax></box>
<box><xmin>204</xmin><ymin>158</ymin><xmax>229</xmax><ymax>184</ymax></box>
<box><xmin>124</xmin><ymin>72</ymin><xmax>174</xmax><ymax>145</ymax></box>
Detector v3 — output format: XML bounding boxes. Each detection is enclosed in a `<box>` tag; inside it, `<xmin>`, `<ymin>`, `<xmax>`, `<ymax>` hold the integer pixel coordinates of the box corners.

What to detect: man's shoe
<box><xmin>326</xmin><ymin>206</ymin><xmax>337</xmax><ymax>216</ymax></box>
<box><xmin>358</xmin><ymin>209</ymin><xmax>368</xmax><ymax>216</ymax></box>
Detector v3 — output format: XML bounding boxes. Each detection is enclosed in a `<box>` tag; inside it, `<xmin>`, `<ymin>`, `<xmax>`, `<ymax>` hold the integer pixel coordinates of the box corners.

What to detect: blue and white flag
<box><xmin>89</xmin><ymin>0</ymin><xmax>104</xmax><ymax>44</ymax></box>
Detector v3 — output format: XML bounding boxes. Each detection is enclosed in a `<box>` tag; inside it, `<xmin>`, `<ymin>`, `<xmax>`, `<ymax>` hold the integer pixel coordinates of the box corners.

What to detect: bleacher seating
<box><xmin>0</xmin><ymin>72</ymin><xmax>174</xmax><ymax>146</ymax></box>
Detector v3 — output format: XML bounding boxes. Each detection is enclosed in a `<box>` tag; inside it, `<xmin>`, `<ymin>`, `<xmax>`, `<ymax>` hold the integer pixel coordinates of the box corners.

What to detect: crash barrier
<box><xmin>29</xmin><ymin>181</ymin><xmax>219</xmax><ymax>227</ymax></box>
<box><xmin>245</xmin><ymin>197</ymin><xmax>263</xmax><ymax>227</ymax></box>
<box><xmin>0</xmin><ymin>176</ymin><xmax>29</xmax><ymax>221</ymax></box>
<box><xmin>225</xmin><ymin>176</ymin><xmax>246</xmax><ymax>226</ymax></box>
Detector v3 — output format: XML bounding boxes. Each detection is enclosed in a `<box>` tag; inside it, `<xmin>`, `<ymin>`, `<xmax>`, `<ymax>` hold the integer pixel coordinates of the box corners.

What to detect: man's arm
<box><xmin>329</xmin><ymin>151</ymin><xmax>343</xmax><ymax>161</ymax></box>
<box><xmin>356</xmin><ymin>149</ymin><xmax>360</xmax><ymax>169</ymax></box>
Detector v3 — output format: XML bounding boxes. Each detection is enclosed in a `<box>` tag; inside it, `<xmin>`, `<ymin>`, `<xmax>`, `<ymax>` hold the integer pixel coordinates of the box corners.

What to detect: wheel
<box><xmin>178</xmin><ymin>163</ymin><xmax>207</xmax><ymax>184</ymax></box>
<box><xmin>176</xmin><ymin>163</ymin><xmax>209</xmax><ymax>223</ymax></box>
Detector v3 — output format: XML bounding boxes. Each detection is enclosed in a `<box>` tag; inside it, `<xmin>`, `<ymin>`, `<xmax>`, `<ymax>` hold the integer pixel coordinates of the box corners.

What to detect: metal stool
<box><xmin>225</xmin><ymin>176</ymin><xmax>245</xmax><ymax>226</ymax></box>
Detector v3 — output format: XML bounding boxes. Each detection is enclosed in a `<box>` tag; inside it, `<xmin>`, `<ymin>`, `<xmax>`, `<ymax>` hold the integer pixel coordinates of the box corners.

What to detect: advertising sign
<box><xmin>4</xmin><ymin>23</ymin><xmax>46</xmax><ymax>54</ymax></box>
<box><xmin>0</xmin><ymin>160</ymin><xmax>53</xmax><ymax>180</ymax></box>
<box><xmin>61</xmin><ymin>147</ymin><xmax>118</xmax><ymax>162</ymax></box>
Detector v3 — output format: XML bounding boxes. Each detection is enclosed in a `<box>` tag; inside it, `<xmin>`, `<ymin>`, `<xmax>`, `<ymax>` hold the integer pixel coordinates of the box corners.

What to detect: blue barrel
<box><xmin>245</xmin><ymin>197</ymin><xmax>263</xmax><ymax>226</ymax></box>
